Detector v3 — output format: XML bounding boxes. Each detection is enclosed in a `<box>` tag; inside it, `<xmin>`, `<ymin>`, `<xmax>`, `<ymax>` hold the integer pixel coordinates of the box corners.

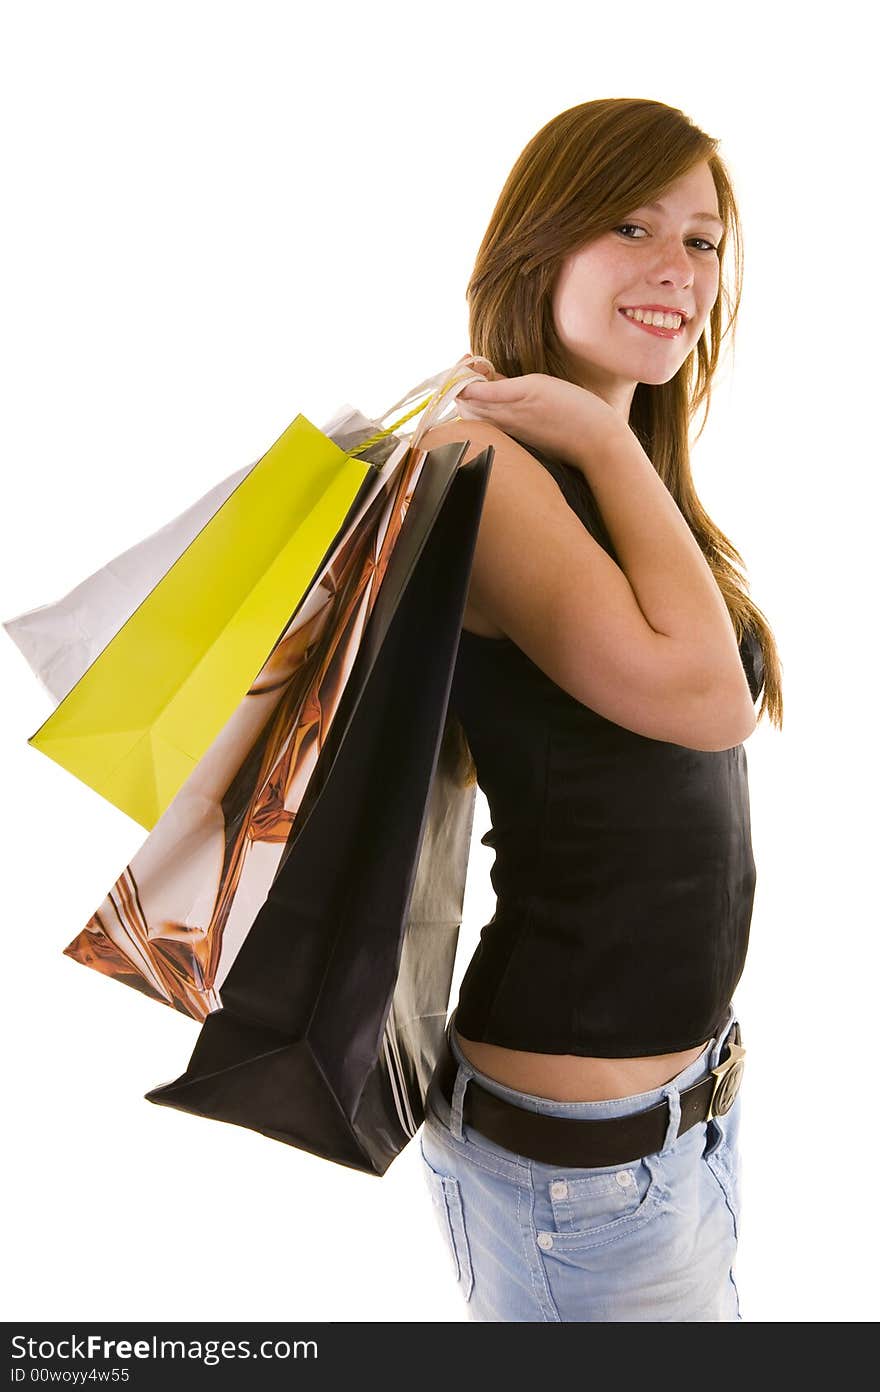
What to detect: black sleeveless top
<box><xmin>450</xmin><ymin>444</ymin><xmax>763</xmax><ymax>1058</ymax></box>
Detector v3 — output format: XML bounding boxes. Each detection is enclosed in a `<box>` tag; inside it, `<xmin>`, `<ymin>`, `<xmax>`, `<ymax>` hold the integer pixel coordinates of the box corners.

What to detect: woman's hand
<box><xmin>454</xmin><ymin>354</ymin><xmax>623</xmax><ymax>470</ymax></box>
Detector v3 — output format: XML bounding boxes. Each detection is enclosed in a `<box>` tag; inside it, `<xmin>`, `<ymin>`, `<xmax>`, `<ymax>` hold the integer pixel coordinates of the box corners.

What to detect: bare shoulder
<box><xmin>417</xmin><ymin>419</ymin><xmax>570</xmax><ymax>639</ymax></box>
<box><xmin>416</xmin><ymin>418</ymin><xmax>566</xmax><ymax>506</ymax></box>
<box><xmin>419</xmin><ymin>415</ymin><xmax>542</xmax><ymax>458</ymax></box>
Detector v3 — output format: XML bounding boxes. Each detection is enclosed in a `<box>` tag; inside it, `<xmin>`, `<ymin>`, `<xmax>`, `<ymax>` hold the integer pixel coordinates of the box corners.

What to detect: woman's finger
<box><xmin>460</xmin><ymin>376</ymin><xmax>510</xmax><ymax>400</ymax></box>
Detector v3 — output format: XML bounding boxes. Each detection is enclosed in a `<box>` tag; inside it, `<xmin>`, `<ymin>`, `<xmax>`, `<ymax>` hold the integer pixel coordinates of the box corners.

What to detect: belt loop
<box><xmin>710</xmin><ymin>1002</ymin><xmax>737</xmax><ymax>1069</ymax></box>
<box><xmin>660</xmin><ymin>1084</ymin><xmax>682</xmax><ymax>1152</ymax></box>
<box><xmin>449</xmin><ymin>1062</ymin><xmax>474</xmax><ymax>1141</ymax></box>
<box><xmin>446</xmin><ymin>1007</ymin><xmax>476</xmax><ymax>1142</ymax></box>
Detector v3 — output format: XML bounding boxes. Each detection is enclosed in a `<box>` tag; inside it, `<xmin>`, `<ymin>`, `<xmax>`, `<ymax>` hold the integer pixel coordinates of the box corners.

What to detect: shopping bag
<box><xmin>144</xmin><ymin>437</ymin><xmax>494</xmax><ymax>1175</ymax></box>
<box><xmin>2</xmin><ymin>463</ymin><xmax>255</xmax><ymax>707</ymax></box>
<box><xmin>61</xmin><ymin>424</ymin><xmax>421</xmax><ymax>1014</ymax></box>
<box><xmin>22</xmin><ymin>415</ymin><xmax>374</xmax><ymax>830</ymax></box>
<box><xmin>60</xmin><ymin>361</ymin><xmax>491</xmax><ymax>1018</ymax></box>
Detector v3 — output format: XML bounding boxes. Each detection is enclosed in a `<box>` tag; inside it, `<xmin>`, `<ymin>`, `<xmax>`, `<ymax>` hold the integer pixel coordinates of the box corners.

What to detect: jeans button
<box><xmin>537</xmin><ymin>1232</ymin><xmax>554</xmax><ymax>1250</ymax></box>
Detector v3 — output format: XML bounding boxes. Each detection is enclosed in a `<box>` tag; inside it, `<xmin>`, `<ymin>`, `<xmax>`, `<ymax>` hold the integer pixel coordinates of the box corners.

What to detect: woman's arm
<box><xmin>571</xmin><ymin>417</ymin><xmax>755</xmax><ymax>724</ymax></box>
<box><xmin>452</xmin><ymin>369</ymin><xmax>756</xmax><ymax>743</ymax></box>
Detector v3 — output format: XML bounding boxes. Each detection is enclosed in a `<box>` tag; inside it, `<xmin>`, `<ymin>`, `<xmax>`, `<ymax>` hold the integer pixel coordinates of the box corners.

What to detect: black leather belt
<box><xmin>425</xmin><ymin>1020</ymin><xmax>745</xmax><ymax>1168</ymax></box>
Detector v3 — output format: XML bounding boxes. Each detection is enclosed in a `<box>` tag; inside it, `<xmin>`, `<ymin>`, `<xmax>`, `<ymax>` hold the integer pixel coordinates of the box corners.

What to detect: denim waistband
<box><xmin>440</xmin><ymin>1002</ymin><xmax>738</xmax><ymax>1149</ymax></box>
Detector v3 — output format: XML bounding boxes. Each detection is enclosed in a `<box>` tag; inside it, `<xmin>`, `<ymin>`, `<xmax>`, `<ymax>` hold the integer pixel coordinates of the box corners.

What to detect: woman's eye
<box><xmin>615</xmin><ymin>224</ymin><xmax>718</xmax><ymax>253</ymax></box>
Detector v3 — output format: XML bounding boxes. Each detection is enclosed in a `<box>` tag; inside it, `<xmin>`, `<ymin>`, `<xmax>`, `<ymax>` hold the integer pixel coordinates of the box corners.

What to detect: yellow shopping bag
<box><xmin>28</xmin><ymin>414</ymin><xmax>372</xmax><ymax>829</ymax></box>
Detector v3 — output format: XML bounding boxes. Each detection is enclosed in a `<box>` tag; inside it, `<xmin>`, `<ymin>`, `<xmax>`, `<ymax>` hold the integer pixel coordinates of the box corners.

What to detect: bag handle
<box><xmin>342</xmin><ymin>354</ymin><xmax>495</xmax><ymax>461</ymax></box>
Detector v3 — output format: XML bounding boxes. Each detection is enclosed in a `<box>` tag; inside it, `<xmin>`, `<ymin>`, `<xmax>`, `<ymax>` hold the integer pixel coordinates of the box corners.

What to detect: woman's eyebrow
<box><xmin>639</xmin><ymin>200</ymin><xmax>724</xmax><ymax>230</ymax></box>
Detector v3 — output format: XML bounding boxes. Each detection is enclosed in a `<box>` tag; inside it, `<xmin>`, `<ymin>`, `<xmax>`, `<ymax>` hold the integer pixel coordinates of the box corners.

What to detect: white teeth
<box><xmin>623</xmin><ymin>308</ymin><xmax>682</xmax><ymax>329</ymax></box>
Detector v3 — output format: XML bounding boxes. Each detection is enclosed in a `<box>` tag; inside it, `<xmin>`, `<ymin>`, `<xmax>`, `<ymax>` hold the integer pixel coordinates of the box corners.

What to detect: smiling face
<box><xmin>550</xmin><ymin>160</ymin><xmax>723</xmax><ymax>418</ymax></box>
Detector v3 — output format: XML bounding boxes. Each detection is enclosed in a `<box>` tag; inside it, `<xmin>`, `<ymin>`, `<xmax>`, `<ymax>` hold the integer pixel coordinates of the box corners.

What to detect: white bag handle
<box><xmin>343</xmin><ymin>353</ymin><xmax>495</xmax><ymax>461</ymax></box>
<box><xmin>381</xmin><ymin>354</ymin><xmax>494</xmax><ymax>432</ymax></box>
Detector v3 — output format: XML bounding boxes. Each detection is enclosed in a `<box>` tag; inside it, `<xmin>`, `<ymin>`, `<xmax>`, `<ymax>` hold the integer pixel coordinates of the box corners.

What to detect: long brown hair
<box><xmin>449</xmin><ymin>98</ymin><xmax>782</xmax><ymax>786</ymax></box>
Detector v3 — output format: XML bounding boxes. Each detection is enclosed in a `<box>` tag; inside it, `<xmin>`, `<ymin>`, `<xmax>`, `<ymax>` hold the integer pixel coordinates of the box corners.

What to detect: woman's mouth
<box><xmin>618</xmin><ymin>308</ymin><xmax>685</xmax><ymax>339</ymax></box>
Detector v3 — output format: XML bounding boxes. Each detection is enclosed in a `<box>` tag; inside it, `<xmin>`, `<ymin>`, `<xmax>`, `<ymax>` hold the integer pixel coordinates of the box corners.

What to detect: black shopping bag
<box><xmin>144</xmin><ymin>439</ymin><xmax>493</xmax><ymax>1175</ymax></box>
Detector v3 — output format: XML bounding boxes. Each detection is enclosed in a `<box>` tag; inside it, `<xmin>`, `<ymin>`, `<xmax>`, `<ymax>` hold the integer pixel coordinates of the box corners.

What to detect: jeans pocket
<box><xmin>535</xmin><ymin>1153</ymin><xmax>666</xmax><ymax>1253</ymax></box>
<box><xmin>419</xmin><ymin>1131</ymin><xmax>475</xmax><ymax>1301</ymax></box>
<box><xmin>703</xmin><ymin>1142</ymin><xmax>741</xmax><ymax>1241</ymax></box>
<box><xmin>703</xmin><ymin>1091</ymin><xmax>743</xmax><ymax>1240</ymax></box>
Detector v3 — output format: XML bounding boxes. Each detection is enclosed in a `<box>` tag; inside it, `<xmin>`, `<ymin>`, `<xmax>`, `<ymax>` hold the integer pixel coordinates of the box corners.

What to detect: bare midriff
<box><xmin>455</xmin><ymin>603</ymin><xmax>711</xmax><ymax>1103</ymax></box>
<box><xmin>452</xmin><ymin>1027</ymin><xmax>710</xmax><ymax>1102</ymax></box>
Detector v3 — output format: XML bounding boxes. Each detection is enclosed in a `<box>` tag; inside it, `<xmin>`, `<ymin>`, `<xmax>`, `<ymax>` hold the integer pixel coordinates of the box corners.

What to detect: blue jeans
<box><xmin>419</xmin><ymin>1004</ymin><xmax>743</xmax><ymax>1321</ymax></box>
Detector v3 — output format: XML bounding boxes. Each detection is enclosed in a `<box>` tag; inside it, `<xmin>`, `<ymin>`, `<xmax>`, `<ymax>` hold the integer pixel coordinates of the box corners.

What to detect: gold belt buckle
<box><xmin>706</xmin><ymin>1039</ymin><xmax>746</xmax><ymax>1122</ymax></box>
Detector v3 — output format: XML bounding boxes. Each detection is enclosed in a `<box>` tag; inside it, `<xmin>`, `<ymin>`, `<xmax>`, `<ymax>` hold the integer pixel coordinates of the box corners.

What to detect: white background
<box><xmin>1</xmin><ymin>0</ymin><xmax>876</xmax><ymax>1325</ymax></box>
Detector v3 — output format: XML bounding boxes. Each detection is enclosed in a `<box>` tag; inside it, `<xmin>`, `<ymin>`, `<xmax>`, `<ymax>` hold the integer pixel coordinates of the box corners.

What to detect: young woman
<box><xmin>415</xmin><ymin>97</ymin><xmax>783</xmax><ymax>1322</ymax></box>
